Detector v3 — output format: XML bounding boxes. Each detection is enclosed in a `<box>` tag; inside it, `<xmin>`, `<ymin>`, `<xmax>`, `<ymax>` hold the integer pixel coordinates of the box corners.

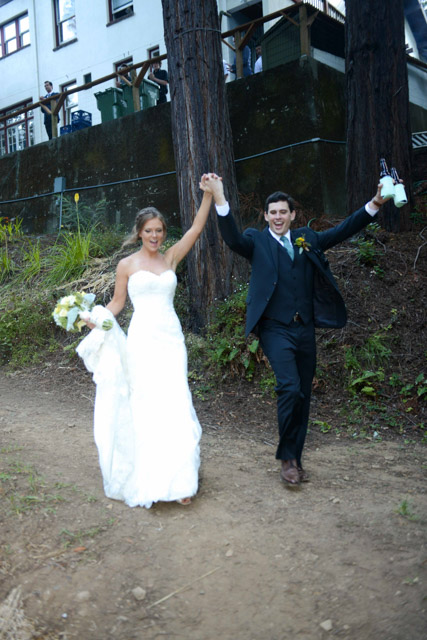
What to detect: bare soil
<box><xmin>0</xmin><ymin>366</ymin><xmax>426</xmax><ymax>640</ymax></box>
<box><xmin>1</xmin><ymin>213</ymin><xmax>426</xmax><ymax>639</ymax></box>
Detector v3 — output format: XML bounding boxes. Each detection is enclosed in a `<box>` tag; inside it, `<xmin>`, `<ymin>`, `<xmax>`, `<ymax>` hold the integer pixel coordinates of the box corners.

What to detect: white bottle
<box><xmin>379</xmin><ymin>158</ymin><xmax>395</xmax><ymax>199</ymax></box>
<box><xmin>391</xmin><ymin>167</ymin><xmax>408</xmax><ymax>208</ymax></box>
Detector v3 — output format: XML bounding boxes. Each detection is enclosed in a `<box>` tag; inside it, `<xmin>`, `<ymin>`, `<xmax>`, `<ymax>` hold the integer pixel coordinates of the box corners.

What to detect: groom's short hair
<box><xmin>265</xmin><ymin>191</ymin><xmax>295</xmax><ymax>213</ymax></box>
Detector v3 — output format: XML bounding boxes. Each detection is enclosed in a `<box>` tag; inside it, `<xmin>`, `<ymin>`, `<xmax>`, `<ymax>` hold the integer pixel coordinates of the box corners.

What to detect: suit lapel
<box><xmin>264</xmin><ymin>227</ymin><xmax>279</xmax><ymax>272</ymax></box>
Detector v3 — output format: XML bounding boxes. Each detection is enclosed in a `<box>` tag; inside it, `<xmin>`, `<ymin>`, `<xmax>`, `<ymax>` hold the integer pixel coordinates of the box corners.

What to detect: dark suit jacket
<box><xmin>218</xmin><ymin>206</ymin><xmax>374</xmax><ymax>336</ymax></box>
<box><xmin>43</xmin><ymin>92</ymin><xmax>60</xmax><ymax>125</ymax></box>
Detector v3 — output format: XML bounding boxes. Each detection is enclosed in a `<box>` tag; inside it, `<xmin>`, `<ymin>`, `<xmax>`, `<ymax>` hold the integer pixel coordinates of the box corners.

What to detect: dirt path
<box><xmin>0</xmin><ymin>370</ymin><xmax>426</xmax><ymax>640</ymax></box>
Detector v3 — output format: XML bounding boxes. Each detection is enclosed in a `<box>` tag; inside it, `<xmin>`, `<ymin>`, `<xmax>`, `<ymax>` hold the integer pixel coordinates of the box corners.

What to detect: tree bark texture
<box><xmin>160</xmin><ymin>0</ymin><xmax>243</xmax><ymax>330</ymax></box>
<box><xmin>345</xmin><ymin>0</ymin><xmax>413</xmax><ymax>231</ymax></box>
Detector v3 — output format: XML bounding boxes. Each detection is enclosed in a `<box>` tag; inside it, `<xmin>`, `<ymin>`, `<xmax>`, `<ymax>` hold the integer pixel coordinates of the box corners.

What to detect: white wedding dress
<box><xmin>76</xmin><ymin>269</ymin><xmax>201</xmax><ymax>508</ymax></box>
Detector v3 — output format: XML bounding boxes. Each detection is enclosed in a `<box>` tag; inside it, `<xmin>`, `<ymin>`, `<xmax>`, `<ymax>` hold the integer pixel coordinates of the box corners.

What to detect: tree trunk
<box><xmin>345</xmin><ymin>0</ymin><xmax>413</xmax><ymax>231</ymax></box>
<box><xmin>160</xmin><ymin>0</ymin><xmax>243</xmax><ymax>330</ymax></box>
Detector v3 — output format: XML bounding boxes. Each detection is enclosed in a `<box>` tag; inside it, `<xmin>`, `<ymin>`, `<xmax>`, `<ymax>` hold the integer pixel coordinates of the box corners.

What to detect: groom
<box><xmin>203</xmin><ymin>174</ymin><xmax>391</xmax><ymax>487</ymax></box>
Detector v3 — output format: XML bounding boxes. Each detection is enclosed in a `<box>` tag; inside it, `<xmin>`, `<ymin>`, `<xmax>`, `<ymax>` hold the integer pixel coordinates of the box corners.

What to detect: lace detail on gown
<box><xmin>77</xmin><ymin>270</ymin><xmax>201</xmax><ymax>508</ymax></box>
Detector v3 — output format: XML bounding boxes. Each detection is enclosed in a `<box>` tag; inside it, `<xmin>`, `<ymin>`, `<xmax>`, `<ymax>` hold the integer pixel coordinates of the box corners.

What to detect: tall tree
<box><xmin>345</xmin><ymin>0</ymin><xmax>413</xmax><ymax>231</ymax></box>
<box><xmin>160</xmin><ymin>0</ymin><xmax>242</xmax><ymax>330</ymax></box>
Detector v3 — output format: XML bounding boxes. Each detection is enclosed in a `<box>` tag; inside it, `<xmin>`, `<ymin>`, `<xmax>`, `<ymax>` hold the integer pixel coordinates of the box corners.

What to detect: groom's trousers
<box><xmin>259</xmin><ymin>317</ymin><xmax>316</xmax><ymax>465</ymax></box>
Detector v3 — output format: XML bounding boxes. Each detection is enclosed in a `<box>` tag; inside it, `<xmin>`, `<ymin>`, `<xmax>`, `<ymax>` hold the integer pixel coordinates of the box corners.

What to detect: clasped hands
<box><xmin>199</xmin><ymin>173</ymin><xmax>226</xmax><ymax>205</ymax></box>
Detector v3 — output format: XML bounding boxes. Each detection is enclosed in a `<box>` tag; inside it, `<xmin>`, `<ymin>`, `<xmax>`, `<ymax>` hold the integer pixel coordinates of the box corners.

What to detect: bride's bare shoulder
<box><xmin>116</xmin><ymin>253</ymin><xmax>139</xmax><ymax>276</ymax></box>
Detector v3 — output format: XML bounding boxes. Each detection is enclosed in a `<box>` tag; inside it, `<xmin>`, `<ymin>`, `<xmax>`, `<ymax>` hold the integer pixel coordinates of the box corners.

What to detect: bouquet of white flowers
<box><xmin>52</xmin><ymin>292</ymin><xmax>113</xmax><ymax>332</ymax></box>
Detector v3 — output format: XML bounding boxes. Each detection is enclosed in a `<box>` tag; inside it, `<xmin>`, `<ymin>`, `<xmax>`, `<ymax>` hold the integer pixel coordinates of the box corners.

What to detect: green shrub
<box><xmin>0</xmin><ymin>247</ymin><xmax>15</xmax><ymax>283</ymax></box>
<box><xmin>89</xmin><ymin>228</ymin><xmax>124</xmax><ymax>257</ymax></box>
<box><xmin>344</xmin><ymin>329</ymin><xmax>391</xmax><ymax>373</ymax></box>
<box><xmin>60</xmin><ymin>196</ymin><xmax>108</xmax><ymax>232</ymax></box>
<box><xmin>352</xmin><ymin>223</ymin><xmax>382</xmax><ymax>266</ymax></box>
<box><xmin>16</xmin><ymin>239</ymin><xmax>42</xmax><ymax>283</ymax></box>
<box><xmin>0</xmin><ymin>216</ymin><xmax>23</xmax><ymax>244</ymax></box>
<box><xmin>43</xmin><ymin>230</ymin><xmax>92</xmax><ymax>285</ymax></box>
<box><xmin>0</xmin><ymin>292</ymin><xmax>58</xmax><ymax>367</ymax></box>
<box><xmin>205</xmin><ymin>283</ymin><xmax>264</xmax><ymax>380</ymax></box>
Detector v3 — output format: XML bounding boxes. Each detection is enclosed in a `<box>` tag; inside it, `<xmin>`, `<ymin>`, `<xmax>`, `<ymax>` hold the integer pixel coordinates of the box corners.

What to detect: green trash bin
<box><xmin>94</xmin><ymin>87</ymin><xmax>127</xmax><ymax>122</ymax></box>
<box><xmin>122</xmin><ymin>79</ymin><xmax>159</xmax><ymax>112</ymax></box>
<box><xmin>140</xmin><ymin>78</ymin><xmax>160</xmax><ymax>109</ymax></box>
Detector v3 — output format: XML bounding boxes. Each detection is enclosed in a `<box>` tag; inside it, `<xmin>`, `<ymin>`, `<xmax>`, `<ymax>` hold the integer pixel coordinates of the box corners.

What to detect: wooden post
<box><xmin>131</xmin><ymin>70</ymin><xmax>140</xmax><ymax>111</ymax></box>
<box><xmin>51</xmin><ymin>99</ymin><xmax>58</xmax><ymax>138</ymax></box>
<box><xmin>299</xmin><ymin>4</ymin><xmax>310</xmax><ymax>57</ymax></box>
<box><xmin>235</xmin><ymin>31</ymin><xmax>244</xmax><ymax>79</ymax></box>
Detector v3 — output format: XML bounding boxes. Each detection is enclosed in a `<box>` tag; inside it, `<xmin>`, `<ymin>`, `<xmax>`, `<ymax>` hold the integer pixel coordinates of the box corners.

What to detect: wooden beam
<box><xmin>307</xmin><ymin>10</ymin><xmax>319</xmax><ymax>28</ymax></box>
<box><xmin>239</xmin><ymin>23</ymin><xmax>256</xmax><ymax>50</ymax></box>
<box><xmin>52</xmin><ymin>93</ymin><xmax>66</xmax><ymax>115</ymax></box>
<box><xmin>221</xmin><ymin>5</ymin><xmax>301</xmax><ymax>39</ymax></box>
<box><xmin>117</xmin><ymin>73</ymin><xmax>132</xmax><ymax>87</ymax></box>
<box><xmin>278</xmin><ymin>9</ymin><xmax>299</xmax><ymax>27</ymax></box>
<box><xmin>221</xmin><ymin>39</ymin><xmax>235</xmax><ymax>52</ymax></box>
<box><xmin>134</xmin><ymin>61</ymin><xmax>151</xmax><ymax>88</ymax></box>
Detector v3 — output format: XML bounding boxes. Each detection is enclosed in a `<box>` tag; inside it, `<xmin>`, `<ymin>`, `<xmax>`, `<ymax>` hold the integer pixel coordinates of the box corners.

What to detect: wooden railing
<box><xmin>0</xmin><ymin>2</ymin><xmax>346</xmax><ymax>136</ymax></box>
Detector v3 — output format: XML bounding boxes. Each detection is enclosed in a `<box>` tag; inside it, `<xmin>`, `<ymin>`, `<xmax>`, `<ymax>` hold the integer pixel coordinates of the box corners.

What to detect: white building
<box><xmin>1</xmin><ymin>0</ymin><xmax>425</xmax><ymax>155</ymax></box>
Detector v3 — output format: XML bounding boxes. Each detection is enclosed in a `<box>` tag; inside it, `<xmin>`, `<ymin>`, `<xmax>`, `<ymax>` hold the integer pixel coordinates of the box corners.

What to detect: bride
<box><xmin>77</xmin><ymin>175</ymin><xmax>215</xmax><ymax>508</ymax></box>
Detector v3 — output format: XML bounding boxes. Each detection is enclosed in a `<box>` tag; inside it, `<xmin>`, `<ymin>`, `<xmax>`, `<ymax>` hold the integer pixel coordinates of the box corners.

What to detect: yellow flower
<box><xmin>74</xmin><ymin>193</ymin><xmax>80</xmax><ymax>203</ymax></box>
<box><xmin>59</xmin><ymin>309</ymin><xmax>68</xmax><ymax>317</ymax></box>
<box><xmin>295</xmin><ymin>235</ymin><xmax>311</xmax><ymax>253</ymax></box>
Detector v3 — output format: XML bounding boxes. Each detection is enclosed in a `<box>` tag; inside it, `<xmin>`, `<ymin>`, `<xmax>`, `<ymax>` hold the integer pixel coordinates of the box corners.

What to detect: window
<box><xmin>54</xmin><ymin>0</ymin><xmax>76</xmax><ymax>46</ymax></box>
<box><xmin>115</xmin><ymin>57</ymin><xmax>132</xmax><ymax>73</ymax></box>
<box><xmin>0</xmin><ymin>13</ymin><xmax>30</xmax><ymax>58</ymax></box>
<box><xmin>108</xmin><ymin>0</ymin><xmax>133</xmax><ymax>23</ymax></box>
<box><xmin>61</xmin><ymin>81</ymin><xmax>78</xmax><ymax>125</ymax></box>
<box><xmin>0</xmin><ymin>102</ymin><xmax>34</xmax><ymax>157</ymax></box>
<box><xmin>83</xmin><ymin>72</ymin><xmax>92</xmax><ymax>84</ymax></box>
<box><xmin>148</xmin><ymin>46</ymin><xmax>160</xmax><ymax>60</ymax></box>
<box><xmin>115</xmin><ymin>57</ymin><xmax>132</xmax><ymax>86</ymax></box>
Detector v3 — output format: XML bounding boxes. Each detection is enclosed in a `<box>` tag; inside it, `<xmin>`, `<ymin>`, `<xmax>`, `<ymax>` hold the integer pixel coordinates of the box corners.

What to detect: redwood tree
<box><xmin>160</xmin><ymin>0</ymin><xmax>242</xmax><ymax>329</ymax></box>
<box><xmin>345</xmin><ymin>0</ymin><xmax>413</xmax><ymax>231</ymax></box>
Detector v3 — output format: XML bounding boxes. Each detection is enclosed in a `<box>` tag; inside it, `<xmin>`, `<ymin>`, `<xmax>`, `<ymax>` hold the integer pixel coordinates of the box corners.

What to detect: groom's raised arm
<box><xmin>200</xmin><ymin>173</ymin><xmax>254</xmax><ymax>259</ymax></box>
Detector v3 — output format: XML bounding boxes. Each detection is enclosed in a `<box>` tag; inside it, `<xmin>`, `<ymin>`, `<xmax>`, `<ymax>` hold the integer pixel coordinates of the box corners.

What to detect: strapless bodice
<box><xmin>127</xmin><ymin>269</ymin><xmax>177</xmax><ymax>314</ymax></box>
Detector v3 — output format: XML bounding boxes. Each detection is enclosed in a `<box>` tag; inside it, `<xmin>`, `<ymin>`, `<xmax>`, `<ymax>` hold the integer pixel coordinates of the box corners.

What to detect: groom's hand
<box><xmin>200</xmin><ymin>173</ymin><xmax>226</xmax><ymax>205</ymax></box>
<box><xmin>370</xmin><ymin>177</ymin><xmax>404</xmax><ymax>210</ymax></box>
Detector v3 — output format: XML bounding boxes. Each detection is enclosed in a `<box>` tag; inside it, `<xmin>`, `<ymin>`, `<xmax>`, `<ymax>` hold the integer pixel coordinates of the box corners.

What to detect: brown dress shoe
<box><xmin>297</xmin><ymin>466</ymin><xmax>309</xmax><ymax>482</ymax></box>
<box><xmin>280</xmin><ymin>459</ymin><xmax>300</xmax><ymax>487</ymax></box>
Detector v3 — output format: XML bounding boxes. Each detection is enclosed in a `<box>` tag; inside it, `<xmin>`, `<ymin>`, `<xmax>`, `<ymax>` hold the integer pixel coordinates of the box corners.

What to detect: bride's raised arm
<box><xmin>165</xmin><ymin>174</ymin><xmax>216</xmax><ymax>270</ymax></box>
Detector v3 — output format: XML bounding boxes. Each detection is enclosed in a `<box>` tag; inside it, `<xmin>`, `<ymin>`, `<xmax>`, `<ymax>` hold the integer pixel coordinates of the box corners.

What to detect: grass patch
<box><xmin>0</xmin><ymin>290</ymin><xmax>59</xmax><ymax>367</ymax></box>
<box><xmin>395</xmin><ymin>498</ymin><xmax>419</xmax><ymax>521</ymax></box>
<box><xmin>0</xmin><ymin>459</ymin><xmax>66</xmax><ymax>515</ymax></box>
<box><xmin>59</xmin><ymin>519</ymin><xmax>116</xmax><ymax>547</ymax></box>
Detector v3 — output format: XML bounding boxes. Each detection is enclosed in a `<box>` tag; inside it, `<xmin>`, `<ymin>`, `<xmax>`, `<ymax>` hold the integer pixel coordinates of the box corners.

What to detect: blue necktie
<box><xmin>280</xmin><ymin>235</ymin><xmax>294</xmax><ymax>261</ymax></box>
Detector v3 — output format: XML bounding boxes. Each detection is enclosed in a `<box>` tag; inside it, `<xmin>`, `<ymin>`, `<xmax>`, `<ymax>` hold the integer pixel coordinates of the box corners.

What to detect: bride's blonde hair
<box><xmin>122</xmin><ymin>207</ymin><xmax>167</xmax><ymax>247</ymax></box>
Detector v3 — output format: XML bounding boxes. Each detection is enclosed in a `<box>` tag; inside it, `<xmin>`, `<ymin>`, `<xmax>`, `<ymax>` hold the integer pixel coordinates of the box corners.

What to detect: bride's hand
<box><xmin>199</xmin><ymin>173</ymin><xmax>223</xmax><ymax>193</ymax></box>
<box><xmin>79</xmin><ymin>311</ymin><xmax>96</xmax><ymax>330</ymax></box>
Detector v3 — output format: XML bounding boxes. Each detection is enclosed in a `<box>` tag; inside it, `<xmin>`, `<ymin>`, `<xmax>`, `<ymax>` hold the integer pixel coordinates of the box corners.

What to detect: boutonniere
<box><xmin>295</xmin><ymin>235</ymin><xmax>311</xmax><ymax>254</ymax></box>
